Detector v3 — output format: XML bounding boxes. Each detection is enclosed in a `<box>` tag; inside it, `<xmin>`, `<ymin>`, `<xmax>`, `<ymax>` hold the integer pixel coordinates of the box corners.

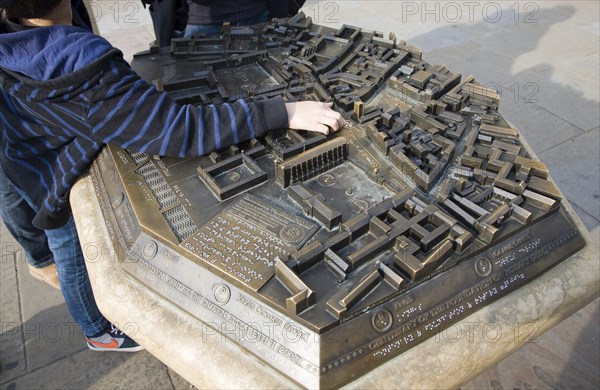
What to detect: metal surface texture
<box><xmin>90</xmin><ymin>13</ymin><xmax>586</xmax><ymax>389</ymax></box>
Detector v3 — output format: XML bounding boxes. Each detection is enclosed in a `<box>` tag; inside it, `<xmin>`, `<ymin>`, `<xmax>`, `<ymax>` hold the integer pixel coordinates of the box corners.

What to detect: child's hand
<box><xmin>285</xmin><ymin>101</ymin><xmax>346</xmax><ymax>134</ymax></box>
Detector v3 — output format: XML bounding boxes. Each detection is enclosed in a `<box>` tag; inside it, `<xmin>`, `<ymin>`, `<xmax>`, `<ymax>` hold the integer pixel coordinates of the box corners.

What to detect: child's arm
<box><xmin>84</xmin><ymin>58</ymin><xmax>345</xmax><ymax>157</ymax></box>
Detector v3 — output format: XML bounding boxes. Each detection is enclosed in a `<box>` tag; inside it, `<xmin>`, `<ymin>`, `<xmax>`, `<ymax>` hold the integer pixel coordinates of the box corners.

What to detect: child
<box><xmin>0</xmin><ymin>0</ymin><xmax>344</xmax><ymax>352</ymax></box>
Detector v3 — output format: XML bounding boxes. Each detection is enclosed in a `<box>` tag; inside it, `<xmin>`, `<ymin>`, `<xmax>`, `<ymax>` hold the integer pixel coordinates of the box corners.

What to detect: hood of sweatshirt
<box><xmin>0</xmin><ymin>24</ymin><xmax>121</xmax><ymax>99</ymax></box>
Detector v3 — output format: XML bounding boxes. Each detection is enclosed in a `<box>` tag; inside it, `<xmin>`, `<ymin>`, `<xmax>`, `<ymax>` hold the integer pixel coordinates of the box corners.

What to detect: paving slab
<box><xmin>2</xmin><ymin>349</ymin><xmax>174</xmax><ymax>390</ymax></box>
<box><xmin>426</xmin><ymin>39</ymin><xmax>522</xmax><ymax>86</ymax></box>
<box><xmin>569</xmin><ymin>203</ymin><xmax>600</xmax><ymax>237</ymax></box>
<box><xmin>14</xmin><ymin>255</ymin><xmax>87</xmax><ymax>372</ymax></box>
<box><xmin>494</xmin><ymin>97</ymin><xmax>585</xmax><ymax>154</ymax></box>
<box><xmin>462</xmin><ymin>6</ymin><xmax>578</xmax><ymax>58</ymax></box>
<box><xmin>540</xmin><ymin>129</ymin><xmax>600</xmax><ymax>223</ymax></box>
<box><xmin>497</xmin><ymin>5</ymin><xmax>600</xmax><ymax>105</ymax></box>
<box><xmin>302</xmin><ymin>1</ymin><xmax>575</xmax><ymax>52</ymax></box>
<box><xmin>463</xmin><ymin>298</ymin><xmax>600</xmax><ymax>390</ymax></box>
<box><xmin>168</xmin><ymin>368</ymin><xmax>195</xmax><ymax>390</ymax></box>
<box><xmin>100</xmin><ymin>24</ymin><xmax>156</xmax><ymax>63</ymax></box>
<box><xmin>470</xmin><ymin>3</ymin><xmax>600</xmax><ymax>132</ymax></box>
<box><xmin>473</xmin><ymin>4</ymin><xmax>585</xmax><ymax>59</ymax></box>
<box><xmin>84</xmin><ymin>0</ymin><xmax>153</xmax><ymax>35</ymax></box>
<box><xmin>543</xmin><ymin>52</ymin><xmax>600</xmax><ymax>112</ymax></box>
<box><xmin>0</xmin><ymin>225</ymin><xmax>26</xmax><ymax>384</ymax></box>
<box><xmin>82</xmin><ymin>0</ymin><xmax>155</xmax><ymax>63</ymax></box>
<box><xmin>499</xmin><ymin>65</ymin><xmax>599</xmax><ymax>133</ymax></box>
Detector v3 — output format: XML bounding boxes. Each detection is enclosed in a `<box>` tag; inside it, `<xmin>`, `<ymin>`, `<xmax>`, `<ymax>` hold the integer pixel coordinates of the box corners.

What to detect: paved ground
<box><xmin>1</xmin><ymin>1</ymin><xmax>598</xmax><ymax>389</ymax></box>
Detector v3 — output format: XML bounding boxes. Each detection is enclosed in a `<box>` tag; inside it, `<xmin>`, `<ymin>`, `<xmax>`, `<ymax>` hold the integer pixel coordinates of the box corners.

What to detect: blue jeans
<box><xmin>2</xmin><ymin>166</ymin><xmax>110</xmax><ymax>337</ymax></box>
<box><xmin>0</xmin><ymin>165</ymin><xmax>54</xmax><ymax>268</ymax></box>
<box><xmin>46</xmin><ymin>214</ymin><xmax>110</xmax><ymax>337</ymax></box>
<box><xmin>184</xmin><ymin>10</ymin><xmax>269</xmax><ymax>37</ymax></box>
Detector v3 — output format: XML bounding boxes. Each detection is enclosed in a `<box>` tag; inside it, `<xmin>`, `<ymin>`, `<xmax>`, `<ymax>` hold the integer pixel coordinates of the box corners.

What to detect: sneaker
<box><xmin>86</xmin><ymin>325</ymin><xmax>144</xmax><ymax>352</ymax></box>
<box><xmin>28</xmin><ymin>264</ymin><xmax>60</xmax><ymax>290</ymax></box>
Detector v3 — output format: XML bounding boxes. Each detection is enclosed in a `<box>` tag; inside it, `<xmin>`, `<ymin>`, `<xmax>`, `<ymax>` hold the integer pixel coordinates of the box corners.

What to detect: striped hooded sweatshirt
<box><xmin>0</xmin><ymin>24</ymin><xmax>288</xmax><ymax>230</ymax></box>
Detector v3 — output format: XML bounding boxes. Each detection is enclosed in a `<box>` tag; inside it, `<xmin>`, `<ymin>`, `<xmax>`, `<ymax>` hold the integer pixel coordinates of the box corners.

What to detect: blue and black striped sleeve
<box><xmin>84</xmin><ymin>59</ymin><xmax>288</xmax><ymax>157</ymax></box>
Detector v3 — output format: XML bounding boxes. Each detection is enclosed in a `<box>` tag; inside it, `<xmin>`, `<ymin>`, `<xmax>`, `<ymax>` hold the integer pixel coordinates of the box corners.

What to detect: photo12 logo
<box><xmin>398</xmin><ymin>1</ymin><xmax>540</xmax><ymax>24</ymax></box>
<box><xmin>87</xmin><ymin>1</ymin><xmax>143</xmax><ymax>25</ymax></box>
<box><xmin>433</xmin><ymin>321</ymin><xmax>539</xmax><ymax>344</ymax></box>
<box><xmin>483</xmin><ymin>81</ymin><xmax>540</xmax><ymax>104</ymax></box>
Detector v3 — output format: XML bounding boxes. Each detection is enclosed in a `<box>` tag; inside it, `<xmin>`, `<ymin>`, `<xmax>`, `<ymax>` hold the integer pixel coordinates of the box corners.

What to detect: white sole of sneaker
<box><xmin>86</xmin><ymin>343</ymin><xmax>145</xmax><ymax>353</ymax></box>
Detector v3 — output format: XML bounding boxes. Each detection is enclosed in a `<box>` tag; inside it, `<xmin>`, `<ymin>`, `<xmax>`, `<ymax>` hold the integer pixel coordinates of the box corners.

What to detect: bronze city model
<box><xmin>91</xmin><ymin>12</ymin><xmax>586</xmax><ymax>388</ymax></box>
